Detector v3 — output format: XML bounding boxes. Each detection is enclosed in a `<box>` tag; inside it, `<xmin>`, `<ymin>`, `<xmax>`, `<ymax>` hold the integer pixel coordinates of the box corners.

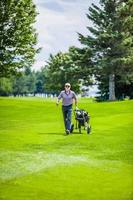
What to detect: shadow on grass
<box><xmin>38</xmin><ymin>132</ymin><xmax>62</xmax><ymax>135</ymax></box>
<box><xmin>38</xmin><ymin>131</ymin><xmax>82</xmax><ymax>135</ymax></box>
<box><xmin>71</xmin><ymin>131</ymin><xmax>81</xmax><ymax>134</ymax></box>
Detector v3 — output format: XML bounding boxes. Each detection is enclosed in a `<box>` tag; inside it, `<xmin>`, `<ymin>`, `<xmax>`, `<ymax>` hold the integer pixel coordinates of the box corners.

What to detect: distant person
<box><xmin>56</xmin><ymin>83</ymin><xmax>77</xmax><ymax>135</ymax></box>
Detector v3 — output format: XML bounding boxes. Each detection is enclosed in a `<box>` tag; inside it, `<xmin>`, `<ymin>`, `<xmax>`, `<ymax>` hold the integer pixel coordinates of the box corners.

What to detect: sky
<box><xmin>33</xmin><ymin>0</ymin><xmax>99</xmax><ymax>71</ymax></box>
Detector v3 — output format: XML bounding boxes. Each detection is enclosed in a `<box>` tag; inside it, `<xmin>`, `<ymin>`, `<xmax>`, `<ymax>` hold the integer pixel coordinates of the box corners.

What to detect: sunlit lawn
<box><xmin>0</xmin><ymin>97</ymin><xmax>133</xmax><ymax>200</ymax></box>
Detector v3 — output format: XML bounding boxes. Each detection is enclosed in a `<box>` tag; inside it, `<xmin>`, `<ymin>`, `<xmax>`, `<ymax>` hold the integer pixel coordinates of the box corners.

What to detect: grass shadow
<box><xmin>38</xmin><ymin>132</ymin><xmax>63</xmax><ymax>136</ymax></box>
<box><xmin>38</xmin><ymin>131</ymin><xmax>83</xmax><ymax>135</ymax></box>
<box><xmin>72</xmin><ymin>131</ymin><xmax>81</xmax><ymax>134</ymax></box>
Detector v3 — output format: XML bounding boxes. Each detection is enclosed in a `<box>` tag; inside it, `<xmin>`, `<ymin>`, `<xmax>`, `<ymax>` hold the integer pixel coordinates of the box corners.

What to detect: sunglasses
<box><xmin>65</xmin><ymin>85</ymin><xmax>70</xmax><ymax>88</ymax></box>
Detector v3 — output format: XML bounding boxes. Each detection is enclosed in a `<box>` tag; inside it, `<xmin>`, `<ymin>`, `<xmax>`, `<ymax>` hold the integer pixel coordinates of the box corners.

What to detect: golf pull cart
<box><xmin>74</xmin><ymin>108</ymin><xmax>91</xmax><ymax>134</ymax></box>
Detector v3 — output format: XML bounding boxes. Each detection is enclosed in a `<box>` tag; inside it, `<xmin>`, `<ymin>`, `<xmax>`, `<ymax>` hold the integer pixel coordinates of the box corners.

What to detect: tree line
<box><xmin>0</xmin><ymin>0</ymin><xmax>133</xmax><ymax>100</ymax></box>
<box><xmin>0</xmin><ymin>67</ymin><xmax>46</xmax><ymax>96</ymax></box>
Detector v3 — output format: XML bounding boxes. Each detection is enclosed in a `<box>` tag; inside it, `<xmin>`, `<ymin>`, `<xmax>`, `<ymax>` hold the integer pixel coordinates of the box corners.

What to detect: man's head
<box><xmin>65</xmin><ymin>83</ymin><xmax>71</xmax><ymax>91</ymax></box>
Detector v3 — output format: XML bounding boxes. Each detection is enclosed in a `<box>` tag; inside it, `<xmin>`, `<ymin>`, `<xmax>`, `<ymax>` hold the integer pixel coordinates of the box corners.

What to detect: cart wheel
<box><xmin>87</xmin><ymin>125</ymin><xmax>91</xmax><ymax>134</ymax></box>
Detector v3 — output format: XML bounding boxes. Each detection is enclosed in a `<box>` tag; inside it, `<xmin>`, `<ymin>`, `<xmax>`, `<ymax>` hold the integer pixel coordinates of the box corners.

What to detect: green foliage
<box><xmin>44</xmin><ymin>52</ymin><xmax>79</xmax><ymax>93</ymax></box>
<box><xmin>44</xmin><ymin>46</ymin><xmax>93</xmax><ymax>94</ymax></box>
<box><xmin>117</xmin><ymin>1</ymin><xmax>133</xmax><ymax>75</ymax></box>
<box><xmin>79</xmin><ymin>0</ymin><xmax>133</xmax><ymax>100</ymax></box>
<box><xmin>12</xmin><ymin>74</ymin><xmax>29</xmax><ymax>96</ymax></box>
<box><xmin>0</xmin><ymin>77</ymin><xmax>12</xmax><ymax>95</ymax></box>
<box><xmin>34</xmin><ymin>69</ymin><xmax>46</xmax><ymax>94</ymax></box>
<box><xmin>0</xmin><ymin>66</ymin><xmax>48</xmax><ymax>96</ymax></box>
<box><xmin>0</xmin><ymin>0</ymin><xmax>38</xmax><ymax>77</ymax></box>
<box><xmin>12</xmin><ymin>68</ymin><xmax>36</xmax><ymax>96</ymax></box>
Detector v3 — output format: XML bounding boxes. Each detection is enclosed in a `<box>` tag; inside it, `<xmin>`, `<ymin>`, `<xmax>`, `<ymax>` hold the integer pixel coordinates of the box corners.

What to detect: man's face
<box><xmin>65</xmin><ymin>85</ymin><xmax>70</xmax><ymax>91</ymax></box>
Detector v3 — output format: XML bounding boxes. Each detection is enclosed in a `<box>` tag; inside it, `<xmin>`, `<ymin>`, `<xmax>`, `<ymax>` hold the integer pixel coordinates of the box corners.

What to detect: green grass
<box><xmin>0</xmin><ymin>97</ymin><xmax>133</xmax><ymax>200</ymax></box>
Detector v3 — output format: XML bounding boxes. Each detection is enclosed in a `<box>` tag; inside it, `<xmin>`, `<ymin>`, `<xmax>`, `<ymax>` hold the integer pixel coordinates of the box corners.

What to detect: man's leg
<box><xmin>62</xmin><ymin>106</ymin><xmax>68</xmax><ymax>131</ymax></box>
<box><xmin>66</xmin><ymin>107</ymin><xmax>72</xmax><ymax>131</ymax></box>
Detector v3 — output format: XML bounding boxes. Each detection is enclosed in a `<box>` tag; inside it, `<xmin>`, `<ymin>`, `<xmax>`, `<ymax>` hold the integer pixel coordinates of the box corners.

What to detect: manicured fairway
<box><xmin>0</xmin><ymin>97</ymin><xmax>133</xmax><ymax>200</ymax></box>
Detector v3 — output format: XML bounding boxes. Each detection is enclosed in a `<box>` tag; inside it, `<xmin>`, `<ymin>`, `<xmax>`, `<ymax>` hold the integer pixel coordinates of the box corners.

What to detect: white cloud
<box><xmin>32</xmin><ymin>60</ymin><xmax>46</xmax><ymax>71</ymax></box>
<box><xmin>33</xmin><ymin>0</ymin><xmax>99</xmax><ymax>70</ymax></box>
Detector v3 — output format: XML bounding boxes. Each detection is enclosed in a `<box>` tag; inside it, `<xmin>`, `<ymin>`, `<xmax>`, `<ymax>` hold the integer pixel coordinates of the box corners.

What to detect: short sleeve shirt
<box><xmin>58</xmin><ymin>90</ymin><xmax>77</xmax><ymax>106</ymax></box>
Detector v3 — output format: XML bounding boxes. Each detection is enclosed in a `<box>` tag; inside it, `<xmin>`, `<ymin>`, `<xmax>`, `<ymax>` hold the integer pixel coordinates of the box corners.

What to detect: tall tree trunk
<box><xmin>109</xmin><ymin>73</ymin><xmax>116</xmax><ymax>101</ymax></box>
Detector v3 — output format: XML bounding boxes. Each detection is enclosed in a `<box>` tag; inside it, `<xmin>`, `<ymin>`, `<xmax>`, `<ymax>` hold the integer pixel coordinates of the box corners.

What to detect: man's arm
<box><xmin>75</xmin><ymin>98</ymin><xmax>78</xmax><ymax>106</ymax></box>
<box><xmin>73</xmin><ymin>92</ymin><xmax>78</xmax><ymax>106</ymax></box>
<box><xmin>56</xmin><ymin>98</ymin><xmax>60</xmax><ymax>106</ymax></box>
<box><xmin>56</xmin><ymin>91</ymin><xmax>62</xmax><ymax>106</ymax></box>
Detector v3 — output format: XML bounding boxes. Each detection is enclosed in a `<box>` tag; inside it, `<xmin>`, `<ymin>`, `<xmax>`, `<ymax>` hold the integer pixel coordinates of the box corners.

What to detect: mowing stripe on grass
<box><xmin>0</xmin><ymin>151</ymin><xmax>87</xmax><ymax>181</ymax></box>
<box><xmin>0</xmin><ymin>150</ymin><xmax>130</xmax><ymax>181</ymax></box>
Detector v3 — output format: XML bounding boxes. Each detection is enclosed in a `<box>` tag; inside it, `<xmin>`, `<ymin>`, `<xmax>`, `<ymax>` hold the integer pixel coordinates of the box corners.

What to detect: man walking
<box><xmin>56</xmin><ymin>83</ymin><xmax>77</xmax><ymax>135</ymax></box>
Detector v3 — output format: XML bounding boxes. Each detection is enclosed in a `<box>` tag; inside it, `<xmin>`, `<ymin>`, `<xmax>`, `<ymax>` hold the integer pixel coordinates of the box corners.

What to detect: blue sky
<box><xmin>33</xmin><ymin>0</ymin><xmax>99</xmax><ymax>70</ymax></box>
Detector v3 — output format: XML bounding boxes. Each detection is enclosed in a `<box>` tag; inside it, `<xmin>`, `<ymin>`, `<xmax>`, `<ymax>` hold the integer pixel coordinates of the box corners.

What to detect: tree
<box><xmin>12</xmin><ymin>73</ymin><xmax>28</xmax><ymax>96</ymax></box>
<box><xmin>79</xmin><ymin>0</ymin><xmax>133</xmax><ymax>100</ymax></box>
<box><xmin>24</xmin><ymin>67</ymin><xmax>36</xmax><ymax>94</ymax></box>
<box><xmin>116</xmin><ymin>0</ymin><xmax>133</xmax><ymax>99</ymax></box>
<box><xmin>11</xmin><ymin>67</ymin><xmax>37</xmax><ymax>96</ymax></box>
<box><xmin>44</xmin><ymin>46</ymin><xmax>93</xmax><ymax>94</ymax></box>
<box><xmin>35</xmin><ymin>69</ymin><xmax>46</xmax><ymax>94</ymax></box>
<box><xmin>118</xmin><ymin>0</ymin><xmax>133</xmax><ymax>67</ymax></box>
<box><xmin>44</xmin><ymin>52</ymin><xmax>77</xmax><ymax>94</ymax></box>
<box><xmin>0</xmin><ymin>0</ymin><xmax>39</xmax><ymax>77</ymax></box>
<box><xmin>68</xmin><ymin>46</ymin><xmax>93</xmax><ymax>87</ymax></box>
<box><xmin>0</xmin><ymin>77</ymin><xmax>12</xmax><ymax>96</ymax></box>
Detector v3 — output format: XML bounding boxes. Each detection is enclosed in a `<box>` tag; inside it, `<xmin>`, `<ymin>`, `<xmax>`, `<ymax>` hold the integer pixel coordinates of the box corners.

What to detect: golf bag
<box><xmin>74</xmin><ymin>108</ymin><xmax>91</xmax><ymax>134</ymax></box>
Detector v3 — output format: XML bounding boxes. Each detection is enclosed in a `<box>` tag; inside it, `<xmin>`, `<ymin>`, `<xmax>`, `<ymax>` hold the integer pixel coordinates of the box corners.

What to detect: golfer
<box><xmin>56</xmin><ymin>83</ymin><xmax>77</xmax><ymax>135</ymax></box>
